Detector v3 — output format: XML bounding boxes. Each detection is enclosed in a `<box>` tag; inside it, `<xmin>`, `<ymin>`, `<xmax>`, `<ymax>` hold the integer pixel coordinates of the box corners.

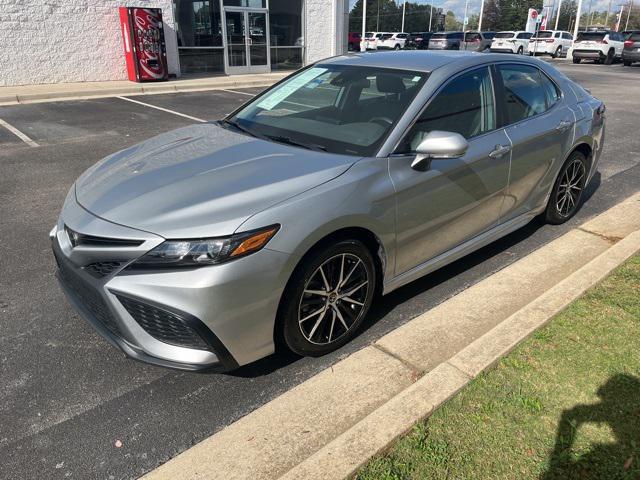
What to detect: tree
<box><xmin>556</xmin><ymin>0</ymin><xmax>577</xmax><ymax>31</ymax></box>
<box><xmin>445</xmin><ymin>10</ymin><xmax>462</xmax><ymax>30</ymax></box>
<box><xmin>482</xmin><ymin>0</ymin><xmax>501</xmax><ymax>30</ymax></box>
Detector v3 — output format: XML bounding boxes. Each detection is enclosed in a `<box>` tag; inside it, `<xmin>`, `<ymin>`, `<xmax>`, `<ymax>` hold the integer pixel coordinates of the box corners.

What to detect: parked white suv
<box><xmin>364</xmin><ymin>32</ymin><xmax>389</xmax><ymax>50</ymax></box>
<box><xmin>569</xmin><ymin>30</ymin><xmax>625</xmax><ymax>64</ymax></box>
<box><xmin>377</xmin><ymin>32</ymin><xmax>409</xmax><ymax>50</ymax></box>
<box><xmin>529</xmin><ymin>30</ymin><xmax>573</xmax><ymax>58</ymax></box>
<box><xmin>490</xmin><ymin>31</ymin><xmax>533</xmax><ymax>54</ymax></box>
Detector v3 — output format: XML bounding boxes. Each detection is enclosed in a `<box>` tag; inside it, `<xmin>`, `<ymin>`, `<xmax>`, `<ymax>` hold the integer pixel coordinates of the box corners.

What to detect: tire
<box><xmin>545</xmin><ymin>151</ymin><xmax>588</xmax><ymax>225</ymax></box>
<box><xmin>552</xmin><ymin>46</ymin><xmax>562</xmax><ymax>58</ymax></box>
<box><xmin>604</xmin><ymin>49</ymin><xmax>614</xmax><ymax>65</ymax></box>
<box><xmin>279</xmin><ymin>239</ymin><xmax>376</xmax><ymax>357</ymax></box>
<box><xmin>394</xmin><ymin>44</ymin><xmax>401</xmax><ymax>50</ymax></box>
<box><xmin>517</xmin><ymin>46</ymin><xmax>524</xmax><ymax>55</ymax></box>
<box><xmin>624</xmin><ymin>60</ymin><xmax>632</xmax><ymax>66</ymax></box>
<box><xmin>573</xmin><ymin>57</ymin><xmax>582</xmax><ymax>64</ymax></box>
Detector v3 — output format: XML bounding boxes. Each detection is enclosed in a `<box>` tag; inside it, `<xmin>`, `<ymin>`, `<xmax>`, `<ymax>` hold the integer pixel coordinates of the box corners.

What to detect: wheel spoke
<box><xmin>307</xmin><ymin>308</ymin><xmax>328</xmax><ymax>339</ymax></box>
<box><xmin>319</xmin><ymin>265</ymin><xmax>331</xmax><ymax>292</ymax></box>
<box><xmin>341</xmin><ymin>281</ymin><xmax>368</xmax><ymax>298</ymax></box>
<box><xmin>338</xmin><ymin>254</ymin><xmax>345</xmax><ymax>289</ymax></box>
<box><xmin>333</xmin><ymin>305</ymin><xmax>350</xmax><ymax>331</ymax></box>
<box><xmin>339</xmin><ymin>259</ymin><xmax>361</xmax><ymax>289</ymax></box>
<box><xmin>341</xmin><ymin>296</ymin><xmax>364</xmax><ymax>306</ymax></box>
<box><xmin>327</xmin><ymin>309</ymin><xmax>336</xmax><ymax>342</ymax></box>
<box><xmin>304</xmin><ymin>289</ymin><xmax>329</xmax><ymax>297</ymax></box>
<box><xmin>299</xmin><ymin>306</ymin><xmax>326</xmax><ymax>324</ymax></box>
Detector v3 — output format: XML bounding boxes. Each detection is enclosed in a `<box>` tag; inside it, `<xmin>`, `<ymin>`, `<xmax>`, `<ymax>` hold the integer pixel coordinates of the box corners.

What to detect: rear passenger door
<box><xmin>495</xmin><ymin>63</ymin><xmax>575</xmax><ymax>221</ymax></box>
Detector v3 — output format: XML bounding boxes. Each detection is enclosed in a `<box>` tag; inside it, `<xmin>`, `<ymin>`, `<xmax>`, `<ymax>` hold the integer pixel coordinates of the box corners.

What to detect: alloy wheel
<box><xmin>555</xmin><ymin>158</ymin><xmax>586</xmax><ymax>217</ymax></box>
<box><xmin>298</xmin><ymin>253</ymin><xmax>369</xmax><ymax>345</ymax></box>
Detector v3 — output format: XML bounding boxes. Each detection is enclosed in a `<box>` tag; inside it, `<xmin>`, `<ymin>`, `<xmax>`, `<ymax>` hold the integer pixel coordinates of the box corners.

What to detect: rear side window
<box><xmin>562</xmin><ymin>32</ymin><xmax>573</xmax><ymax>39</ymax></box>
<box><xmin>484</xmin><ymin>32</ymin><xmax>496</xmax><ymax>39</ymax></box>
<box><xmin>498</xmin><ymin>64</ymin><xmax>548</xmax><ymax>123</ymax></box>
<box><xmin>540</xmin><ymin>72</ymin><xmax>561</xmax><ymax>108</ymax></box>
<box><xmin>466</xmin><ymin>33</ymin><xmax>481</xmax><ymax>42</ymax></box>
<box><xmin>396</xmin><ymin>66</ymin><xmax>496</xmax><ymax>152</ymax></box>
<box><xmin>630</xmin><ymin>33</ymin><xmax>640</xmax><ymax>41</ymax></box>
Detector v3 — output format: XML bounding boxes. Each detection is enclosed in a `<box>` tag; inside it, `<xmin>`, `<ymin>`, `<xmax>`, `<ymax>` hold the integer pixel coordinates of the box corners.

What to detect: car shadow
<box><xmin>540</xmin><ymin>374</ymin><xmax>640</xmax><ymax>479</ymax></box>
<box><xmin>228</xmin><ymin>172</ymin><xmax>601</xmax><ymax>379</ymax></box>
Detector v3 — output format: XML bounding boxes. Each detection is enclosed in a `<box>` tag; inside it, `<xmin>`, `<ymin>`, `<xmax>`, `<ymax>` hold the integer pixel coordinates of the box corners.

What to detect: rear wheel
<box><xmin>573</xmin><ymin>57</ymin><xmax>582</xmax><ymax>64</ymax></box>
<box><xmin>604</xmin><ymin>49</ymin><xmax>614</xmax><ymax>65</ymax></box>
<box><xmin>623</xmin><ymin>60</ymin><xmax>632</xmax><ymax>66</ymax></box>
<box><xmin>394</xmin><ymin>44</ymin><xmax>401</xmax><ymax>50</ymax></box>
<box><xmin>280</xmin><ymin>240</ymin><xmax>376</xmax><ymax>357</ymax></box>
<box><xmin>552</xmin><ymin>46</ymin><xmax>562</xmax><ymax>58</ymax></box>
<box><xmin>545</xmin><ymin>151</ymin><xmax>588</xmax><ymax>225</ymax></box>
<box><xmin>517</xmin><ymin>46</ymin><xmax>524</xmax><ymax>55</ymax></box>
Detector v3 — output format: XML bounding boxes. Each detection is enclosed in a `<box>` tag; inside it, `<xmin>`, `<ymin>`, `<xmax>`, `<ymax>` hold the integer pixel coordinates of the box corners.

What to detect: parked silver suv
<box><xmin>52</xmin><ymin>52</ymin><xmax>605</xmax><ymax>371</ymax></box>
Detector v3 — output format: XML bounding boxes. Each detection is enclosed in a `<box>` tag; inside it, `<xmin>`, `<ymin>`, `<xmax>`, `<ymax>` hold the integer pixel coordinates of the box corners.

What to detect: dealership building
<box><xmin>0</xmin><ymin>1</ymin><xmax>349</xmax><ymax>87</ymax></box>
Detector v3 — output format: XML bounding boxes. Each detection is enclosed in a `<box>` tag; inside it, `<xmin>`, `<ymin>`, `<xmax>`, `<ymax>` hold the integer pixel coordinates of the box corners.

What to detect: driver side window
<box><xmin>396</xmin><ymin>66</ymin><xmax>496</xmax><ymax>153</ymax></box>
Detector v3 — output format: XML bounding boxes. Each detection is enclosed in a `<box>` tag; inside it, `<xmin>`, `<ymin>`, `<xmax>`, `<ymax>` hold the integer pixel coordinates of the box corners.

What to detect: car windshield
<box><xmin>365</xmin><ymin>32</ymin><xmax>375</xmax><ymax>38</ymax></box>
<box><xmin>495</xmin><ymin>32</ymin><xmax>515</xmax><ymax>38</ymax></box>
<box><xmin>229</xmin><ymin>65</ymin><xmax>428</xmax><ymax>157</ymax></box>
<box><xmin>534</xmin><ymin>31</ymin><xmax>554</xmax><ymax>38</ymax></box>
<box><xmin>576</xmin><ymin>32</ymin><xmax>606</xmax><ymax>41</ymax></box>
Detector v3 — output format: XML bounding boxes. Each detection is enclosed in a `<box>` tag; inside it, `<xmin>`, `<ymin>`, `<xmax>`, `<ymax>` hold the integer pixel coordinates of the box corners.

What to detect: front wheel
<box><xmin>573</xmin><ymin>57</ymin><xmax>582</xmax><ymax>64</ymax></box>
<box><xmin>280</xmin><ymin>240</ymin><xmax>376</xmax><ymax>357</ymax></box>
<box><xmin>623</xmin><ymin>60</ymin><xmax>632</xmax><ymax>66</ymax></box>
<box><xmin>604</xmin><ymin>49</ymin><xmax>614</xmax><ymax>65</ymax></box>
<box><xmin>545</xmin><ymin>151</ymin><xmax>588</xmax><ymax>225</ymax></box>
<box><xmin>517</xmin><ymin>46</ymin><xmax>524</xmax><ymax>55</ymax></box>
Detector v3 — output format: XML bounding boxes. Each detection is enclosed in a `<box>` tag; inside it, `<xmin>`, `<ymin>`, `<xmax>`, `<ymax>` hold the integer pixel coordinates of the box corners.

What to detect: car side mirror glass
<box><xmin>411</xmin><ymin>131</ymin><xmax>469</xmax><ymax>170</ymax></box>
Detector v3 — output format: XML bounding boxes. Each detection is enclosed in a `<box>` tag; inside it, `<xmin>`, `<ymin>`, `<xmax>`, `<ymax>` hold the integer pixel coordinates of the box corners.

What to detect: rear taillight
<box><xmin>625</xmin><ymin>40</ymin><xmax>634</xmax><ymax>47</ymax></box>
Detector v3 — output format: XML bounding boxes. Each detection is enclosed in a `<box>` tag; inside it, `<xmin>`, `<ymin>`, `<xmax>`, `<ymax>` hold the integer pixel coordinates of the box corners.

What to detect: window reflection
<box><xmin>174</xmin><ymin>0</ymin><xmax>223</xmax><ymax>47</ymax></box>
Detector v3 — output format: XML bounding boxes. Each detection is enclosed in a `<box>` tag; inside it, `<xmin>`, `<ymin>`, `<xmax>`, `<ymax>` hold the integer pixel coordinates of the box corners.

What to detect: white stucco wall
<box><xmin>304</xmin><ymin>0</ymin><xmax>348</xmax><ymax>64</ymax></box>
<box><xmin>0</xmin><ymin>0</ymin><xmax>180</xmax><ymax>86</ymax></box>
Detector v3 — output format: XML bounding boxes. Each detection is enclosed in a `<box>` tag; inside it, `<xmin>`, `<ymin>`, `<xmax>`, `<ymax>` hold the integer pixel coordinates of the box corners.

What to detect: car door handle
<box><xmin>556</xmin><ymin>119</ymin><xmax>572</xmax><ymax>131</ymax></box>
<box><xmin>489</xmin><ymin>144</ymin><xmax>511</xmax><ymax>159</ymax></box>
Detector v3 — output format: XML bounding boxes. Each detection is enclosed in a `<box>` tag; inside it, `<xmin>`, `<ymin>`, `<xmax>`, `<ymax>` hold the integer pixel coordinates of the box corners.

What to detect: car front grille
<box><xmin>115</xmin><ymin>294</ymin><xmax>210</xmax><ymax>351</ymax></box>
<box><xmin>65</xmin><ymin>225</ymin><xmax>143</xmax><ymax>248</ymax></box>
<box><xmin>83</xmin><ymin>261</ymin><xmax>126</xmax><ymax>278</ymax></box>
<box><xmin>54</xmin><ymin>250</ymin><xmax>123</xmax><ymax>338</ymax></box>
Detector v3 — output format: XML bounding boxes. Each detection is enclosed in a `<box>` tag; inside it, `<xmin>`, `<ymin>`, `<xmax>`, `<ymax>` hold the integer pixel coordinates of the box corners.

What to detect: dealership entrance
<box><xmin>223</xmin><ymin>7</ymin><xmax>270</xmax><ymax>74</ymax></box>
<box><xmin>173</xmin><ymin>0</ymin><xmax>304</xmax><ymax>76</ymax></box>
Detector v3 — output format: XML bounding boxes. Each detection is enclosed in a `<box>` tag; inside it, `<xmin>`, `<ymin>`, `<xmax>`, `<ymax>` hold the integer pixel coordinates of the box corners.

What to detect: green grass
<box><xmin>357</xmin><ymin>254</ymin><xmax>640</xmax><ymax>480</ymax></box>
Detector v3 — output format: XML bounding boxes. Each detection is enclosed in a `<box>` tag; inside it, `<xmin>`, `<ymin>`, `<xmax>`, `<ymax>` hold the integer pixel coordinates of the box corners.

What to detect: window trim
<box><xmin>492</xmin><ymin>62</ymin><xmax>565</xmax><ymax>129</ymax></box>
<box><xmin>390</xmin><ymin>64</ymin><xmax>499</xmax><ymax>155</ymax></box>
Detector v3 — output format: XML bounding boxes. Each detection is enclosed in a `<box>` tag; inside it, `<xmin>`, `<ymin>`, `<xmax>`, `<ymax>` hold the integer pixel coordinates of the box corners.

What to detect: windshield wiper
<box><xmin>220</xmin><ymin>118</ymin><xmax>262</xmax><ymax>139</ymax></box>
<box><xmin>265</xmin><ymin>135</ymin><xmax>327</xmax><ymax>152</ymax></box>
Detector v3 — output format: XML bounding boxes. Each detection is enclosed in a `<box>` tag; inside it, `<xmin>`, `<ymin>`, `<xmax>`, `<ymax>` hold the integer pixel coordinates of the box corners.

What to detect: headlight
<box><xmin>131</xmin><ymin>225</ymin><xmax>279</xmax><ymax>269</ymax></box>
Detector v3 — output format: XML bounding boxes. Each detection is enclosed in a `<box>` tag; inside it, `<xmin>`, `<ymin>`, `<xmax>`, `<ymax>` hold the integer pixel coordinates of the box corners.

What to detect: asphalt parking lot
<box><xmin>1</xmin><ymin>61</ymin><xmax>639</xmax><ymax>480</ymax></box>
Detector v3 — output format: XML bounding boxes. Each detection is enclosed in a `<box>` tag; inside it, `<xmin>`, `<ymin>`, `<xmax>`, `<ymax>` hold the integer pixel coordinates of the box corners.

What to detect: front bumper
<box><xmin>51</xmin><ymin>191</ymin><xmax>293</xmax><ymax>371</ymax></box>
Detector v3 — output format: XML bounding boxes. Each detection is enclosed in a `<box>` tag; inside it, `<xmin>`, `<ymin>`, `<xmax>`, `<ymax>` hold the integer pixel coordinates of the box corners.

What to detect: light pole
<box><xmin>573</xmin><ymin>0</ymin><xmax>584</xmax><ymax>37</ymax></box>
<box><xmin>401</xmin><ymin>0</ymin><xmax>407</xmax><ymax>32</ymax></box>
<box><xmin>463</xmin><ymin>0</ymin><xmax>469</xmax><ymax>30</ymax></box>
<box><xmin>625</xmin><ymin>0</ymin><xmax>633</xmax><ymax>30</ymax></box>
<box><xmin>605</xmin><ymin>0</ymin><xmax>613</xmax><ymax>26</ymax></box>
<box><xmin>615</xmin><ymin>4</ymin><xmax>624</xmax><ymax>30</ymax></box>
<box><xmin>360</xmin><ymin>0</ymin><xmax>367</xmax><ymax>52</ymax></box>
<box><xmin>555</xmin><ymin>0</ymin><xmax>563</xmax><ymax>29</ymax></box>
<box><xmin>478</xmin><ymin>0</ymin><xmax>486</xmax><ymax>30</ymax></box>
<box><xmin>429</xmin><ymin>2</ymin><xmax>434</xmax><ymax>30</ymax></box>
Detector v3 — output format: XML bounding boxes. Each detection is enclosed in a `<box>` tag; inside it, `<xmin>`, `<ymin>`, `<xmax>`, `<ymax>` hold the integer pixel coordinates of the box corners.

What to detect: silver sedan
<box><xmin>51</xmin><ymin>51</ymin><xmax>605</xmax><ymax>371</ymax></box>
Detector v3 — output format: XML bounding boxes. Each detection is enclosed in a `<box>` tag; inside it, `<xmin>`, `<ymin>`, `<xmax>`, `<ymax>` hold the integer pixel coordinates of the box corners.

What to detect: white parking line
<box><xmin>116</xmin><ymin>96</ymin><xmax>206</xmax><ymax>123</ymax></box>
<box><xmin>0</xmin><ymin>118</ymin><xmax>39</xmax><ymax>147</ymax></box>
<box><xmin>219</xmin><ymin>89</ymin><xmax>257</xmax><ymax>97</ymax></box>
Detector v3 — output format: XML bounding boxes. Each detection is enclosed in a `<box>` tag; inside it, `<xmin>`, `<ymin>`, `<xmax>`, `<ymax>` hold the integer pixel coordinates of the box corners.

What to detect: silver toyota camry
<box><xmin>51</xmin><ymin>51</ymin><xmax>605</xmax><ymax>371</ymax></box>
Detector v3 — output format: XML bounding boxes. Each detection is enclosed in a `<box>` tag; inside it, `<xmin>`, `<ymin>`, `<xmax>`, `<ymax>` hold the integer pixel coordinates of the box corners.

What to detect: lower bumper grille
<box><xmin>115</xmin><ymin>294</ymin><xmax>210</xmax><ymax>351</ymax></box>
<box><xmin>54</xmin><ymin>250</ymin><xmax>123</xmax><ymax>338</ymax></box>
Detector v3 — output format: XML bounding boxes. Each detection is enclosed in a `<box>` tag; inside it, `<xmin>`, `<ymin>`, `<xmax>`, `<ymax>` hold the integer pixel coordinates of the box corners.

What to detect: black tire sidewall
<box><xmin>545</xmin><ymin>151</ymin><xmax>588</xmax><ymax>225</ymax></box>
<box><xmin>280</xmin><ymin>240</ymin><xmax>376</xmax><ymax>357</ymax></box>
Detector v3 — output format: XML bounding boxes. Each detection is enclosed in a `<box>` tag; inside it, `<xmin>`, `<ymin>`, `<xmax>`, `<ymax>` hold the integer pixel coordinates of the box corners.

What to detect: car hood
<box><xmin>75</xmin><ymin>123</ymin><xmax>358</xmax><ymax>238</ymax></box>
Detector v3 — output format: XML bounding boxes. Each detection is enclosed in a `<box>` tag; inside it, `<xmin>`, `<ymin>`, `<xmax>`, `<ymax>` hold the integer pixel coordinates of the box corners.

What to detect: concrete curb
<box><xmin>143</xmin><ymin>193</ymin><xmax>640</xmax><ymax>480</ymax></box>
<box><xmin>0</xmin><ymin>73</ymin><xmax>288</xmax><ymax>106</ymax></box>
<box><xmin>281</xmin><ymin>229</ymin><xmax>640</xmax><ymax>480</ymax></box>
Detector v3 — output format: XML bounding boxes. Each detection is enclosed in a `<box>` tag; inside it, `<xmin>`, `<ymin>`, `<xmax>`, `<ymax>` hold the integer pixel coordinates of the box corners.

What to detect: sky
<box><xmin>348</xmin><ymin>0</ymin><xmax>615</xmax><ymax>25</ymax></box>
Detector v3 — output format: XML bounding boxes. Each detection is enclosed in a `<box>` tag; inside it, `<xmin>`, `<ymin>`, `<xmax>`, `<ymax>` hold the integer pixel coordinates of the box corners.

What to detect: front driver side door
<box><xmin>389</xmin><ymin>66</ymin><xmax>511</xmax><ymax>276</ymax></box>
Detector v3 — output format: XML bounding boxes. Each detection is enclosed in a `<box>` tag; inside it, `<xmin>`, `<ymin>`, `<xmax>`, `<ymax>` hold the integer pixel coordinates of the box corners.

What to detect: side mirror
<box><xmin>411</xmin><ymin>131</ymin><xmax>469</xmax><ymax>170</ymax></box>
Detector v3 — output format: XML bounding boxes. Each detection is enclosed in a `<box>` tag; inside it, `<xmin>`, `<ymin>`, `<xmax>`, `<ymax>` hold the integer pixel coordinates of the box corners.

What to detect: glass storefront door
<box><xmin>224</xmin><ymin>8</ymin><xmax>270</xmax><ymax>74</ymax></box>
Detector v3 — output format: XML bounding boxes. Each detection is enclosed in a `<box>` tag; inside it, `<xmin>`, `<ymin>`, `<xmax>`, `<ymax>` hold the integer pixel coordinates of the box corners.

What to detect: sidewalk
<box><xmin>0</xmin><ymin>72</ymin><xmax>289</xmax><ymax>106</ymax></box>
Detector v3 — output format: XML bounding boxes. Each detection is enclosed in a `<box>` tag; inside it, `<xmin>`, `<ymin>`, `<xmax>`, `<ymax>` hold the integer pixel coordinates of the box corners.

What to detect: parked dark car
<box><xmin>348</xmin><ymin>32</ymin><xmax>362</xmax><ymax>51</ymax></box>
<box><xmin>623</xmin><ymin>30</ymin><xmax>640</xmax><ymax>66</ymax></box>
<box><xmin>429</xmin><ymin>31</ymin><xmax>464</xmax><ymax>50</ymax></box>
<box><xmin>405</xmin><ymin>32</ymin><xmax>434</xmax><ymax>50</ymax></box>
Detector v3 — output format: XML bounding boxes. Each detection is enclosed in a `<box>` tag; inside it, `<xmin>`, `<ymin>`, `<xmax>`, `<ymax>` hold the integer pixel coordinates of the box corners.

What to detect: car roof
<box><xmin>320</xmin><ymin>50</ymin><xmax>538</xmax><ymax>73</ymax></box>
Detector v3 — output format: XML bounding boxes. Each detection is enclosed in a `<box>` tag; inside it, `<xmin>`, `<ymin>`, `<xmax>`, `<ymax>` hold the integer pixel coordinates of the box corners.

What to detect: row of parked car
<box><xmin>348</xmin><ymin>29</ymin><xmax>640</xmax><ymax>65</ymax></box>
